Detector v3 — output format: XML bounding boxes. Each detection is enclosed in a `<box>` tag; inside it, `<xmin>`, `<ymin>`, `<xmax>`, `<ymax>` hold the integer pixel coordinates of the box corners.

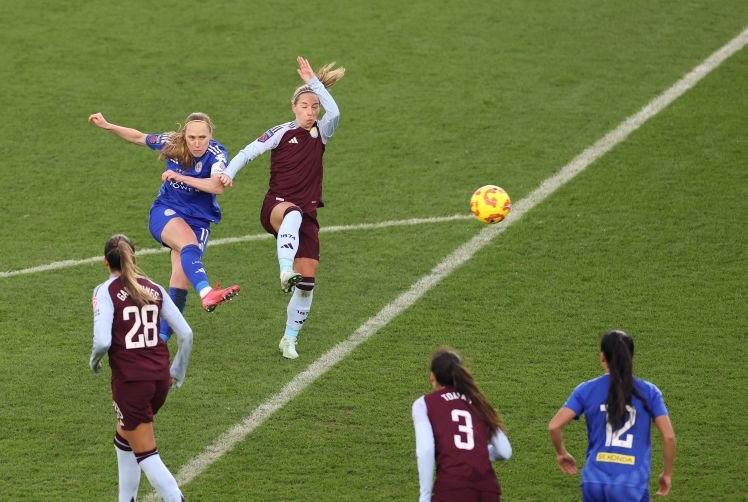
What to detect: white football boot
<box><xmin>278</xmin><ymin>335</ymin><xmax>299</xmax><ymax>359</ymax></box>
<box><xmin>280</xmin><ymin>269</ymin><xmax>302</xmax><ymax>293</ymax></box>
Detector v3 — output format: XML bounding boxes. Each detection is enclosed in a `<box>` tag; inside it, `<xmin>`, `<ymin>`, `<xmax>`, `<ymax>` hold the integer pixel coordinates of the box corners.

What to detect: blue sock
<box><xmin>159</xmin><ymin>288</ymin><xmax>187</xmax><ymax>342</ymax></box>
<box><xmin>180</xmin><ymin>244</ymin><xmax>210</xmax><ymax>294</ymax></box>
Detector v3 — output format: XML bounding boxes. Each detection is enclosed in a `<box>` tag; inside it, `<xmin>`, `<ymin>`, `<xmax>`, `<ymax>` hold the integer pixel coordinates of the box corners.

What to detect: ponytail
<box><xmin>431</xmin><ymin>348</ymin><xmax>505</xmax><ymax>435</ymax></box>
<box><xmin>601</xmin><ymin>331</ymin><xmax>634</xmax><ymax>430</ymax></box>
<box><xmin>104</xmin><ymin>234</ymin><xmax>157</xmax><ymax>306</ymax></box>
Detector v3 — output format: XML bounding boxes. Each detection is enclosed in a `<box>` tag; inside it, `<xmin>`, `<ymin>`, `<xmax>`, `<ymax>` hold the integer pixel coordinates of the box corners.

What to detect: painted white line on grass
<box><xmin>143</xmin><ymin>26</ymin><xmax>748</xmax><ymax>498</ymax></box>
<box><xmin>0</xmin><ymin>215</ymin><xmax>471</xmax><ymax>279</ymax></box>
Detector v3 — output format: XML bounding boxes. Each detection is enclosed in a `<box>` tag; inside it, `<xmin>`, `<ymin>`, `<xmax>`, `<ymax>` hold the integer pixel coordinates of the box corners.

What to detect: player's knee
<box><xmin>296</xmin><ymin>277</ymin><xmax>315</xmax><ymax>291</ymax></box>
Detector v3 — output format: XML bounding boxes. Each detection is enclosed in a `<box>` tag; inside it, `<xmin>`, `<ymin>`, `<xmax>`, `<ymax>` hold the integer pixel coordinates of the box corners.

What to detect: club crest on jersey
<box><xmin>258</xmin><ymin>128</ymin><xmax>275</xmax><ymax>143</ymax></box>
<box><xmin>309</xmin><ymin>126</ymin><xmax>319</xmax><ymax>139</ymax></box>
<box><xmin>165</xmin><ymin>209</ymin><xmax>176</xmax><ymax>216</ymax></box>
<box><xmin>194</xmin><ymin>161</ymin><xmax>203</xmax><ymax>173</ymax></box>
<box><xmin>148</xmin><ymin>134</ymin><xmax>165</xmax><ymax>145</ymax></box>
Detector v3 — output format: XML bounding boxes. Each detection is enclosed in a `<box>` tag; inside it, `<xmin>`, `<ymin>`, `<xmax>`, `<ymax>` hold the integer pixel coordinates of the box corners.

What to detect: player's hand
<box><xmin>217</xmin><ymin>173</ymin><xmax>233</xmax><ymax>187</ymax></box>
<box><xmin>88</xmin><ymin>113</ymin><xmax>110</xmax><ymax>129</ymax></box>
<box><xmin>555</xmin><ymin>452</ymin><xmax>578</xmax><ymax>475</ymax></box>
<box><xmin>655</xmin><ymin>473</ymin><xmax>671</xmax><ymax>496</ymax></box>
<box><xmin>162</xmin><ymin>171</ymin><xmax>182</xmax><ymax>183</ymax></box>
<box><xmin>297</xmin><ymin>56</ymin><xmax>315</xmax><ymax>83</ymax></box>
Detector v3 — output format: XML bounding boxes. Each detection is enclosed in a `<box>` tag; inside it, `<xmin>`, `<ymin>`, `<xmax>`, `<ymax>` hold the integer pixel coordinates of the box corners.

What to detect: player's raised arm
<box><xmin>88</xmin><ymin>112</ymin><xmax>147</xmax><ymax>146</ymax></box>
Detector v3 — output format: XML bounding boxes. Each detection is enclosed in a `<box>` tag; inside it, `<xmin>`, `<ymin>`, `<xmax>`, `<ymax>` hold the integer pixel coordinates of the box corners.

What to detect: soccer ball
<box><xmin>470</xmin><ymin>185</ymin><xmax>511</xmax><ymax>224</ymax></box>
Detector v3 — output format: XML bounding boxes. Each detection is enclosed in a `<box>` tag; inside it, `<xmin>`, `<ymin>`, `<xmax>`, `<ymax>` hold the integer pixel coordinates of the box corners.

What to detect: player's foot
<box><xmin>278</xmin><ymin>335</ymin><xmax>299</xmax><ymax>359</ymax></box>
<box><xmin>201</xmin><ymin>282</ymin><xmax>240</xmax><ymax>312</ymax></box>
<box><xmin>280</xmin><ymin>269</ymin><xmax>302</xmax><ymax>293</ymax></box>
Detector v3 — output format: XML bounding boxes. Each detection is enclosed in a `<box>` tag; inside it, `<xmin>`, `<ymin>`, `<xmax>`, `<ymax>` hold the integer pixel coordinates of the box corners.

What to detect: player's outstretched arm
<box><xmin>88</xmin><ymin>113</ymin><xmax>147</xmax><ymax>146</ymax></box>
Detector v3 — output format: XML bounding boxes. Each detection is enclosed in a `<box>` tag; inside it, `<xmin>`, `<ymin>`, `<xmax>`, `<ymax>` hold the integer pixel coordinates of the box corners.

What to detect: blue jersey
<box><xmin>145</xmin><ymin>134</ymin><xmax>228</xmax><ymax>224</ymax></box>
<box><xmin>564</xmin><ymin>374</ymin><xmax>668</xmax><ymax>491</ymax></box>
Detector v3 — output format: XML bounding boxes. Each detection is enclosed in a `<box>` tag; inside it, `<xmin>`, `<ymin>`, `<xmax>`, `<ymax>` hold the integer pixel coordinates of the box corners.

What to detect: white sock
<box><xmin>138</xmin><ymin>452</ymin><xmax>183</xmax><ymax>502</ymax></box>
<box><xmin>277</xmin><ymin>210</ymin><xmax>302</xmax><ymax>269</ymax></box>
<box><xmin>114</xmin><ymin>435</ymin><xmax>140</xmax><ymax>502</ymax></box>
<box><xmin>286</xmin><ymin>282</ymin><xmax>314</xmax><ymax>339</ymax></box>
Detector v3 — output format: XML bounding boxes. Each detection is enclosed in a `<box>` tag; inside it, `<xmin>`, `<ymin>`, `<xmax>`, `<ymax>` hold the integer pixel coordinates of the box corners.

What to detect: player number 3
<box><xmin>451</xmin><ymin>409</ymin><xmax>475</xmax><ymax>450</ymax></box>
<box><xmin>122</xmin><ymin>305</ymin><xmax>160</xmax><ymax>349</ymax></box>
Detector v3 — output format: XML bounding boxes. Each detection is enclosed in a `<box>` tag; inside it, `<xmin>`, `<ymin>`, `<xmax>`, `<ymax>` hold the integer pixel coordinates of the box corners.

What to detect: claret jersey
<box><xmin>224</xmin><ymin>77</ymin><xmax>340</xmax><ymax>213</ymax></box>
<box><xmin>145</xmin><ymin>135</ymin><xmax>228</xmax><ymax>223</ymax></box>
<box><xmin>90</xmin><ymin>275</ymin><xmax>192</xmax><ymax>386</ymax></box>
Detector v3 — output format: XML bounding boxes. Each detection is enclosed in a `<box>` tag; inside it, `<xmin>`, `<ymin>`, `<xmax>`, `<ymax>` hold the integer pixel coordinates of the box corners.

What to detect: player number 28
<box><xmin>122</xmin><ymin>305</ymin><xmax>160</xmax><ymax>349</ymax></box>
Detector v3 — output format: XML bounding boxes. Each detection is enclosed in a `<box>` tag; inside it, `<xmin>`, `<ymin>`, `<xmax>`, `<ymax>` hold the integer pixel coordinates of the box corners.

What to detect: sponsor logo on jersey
<box><xmin>309</xmin><ymin>126</ymin><xmax>318</xmax><ymax>139</ymax></box>
<box><xmin>596</xmin><ymin>452</ymin><xmax>636</xmax><ymax>465</ymax></box>
<box><xmin>288</xmin><ymin>137</ymin><xmax>299</xmax><ymax>144</ymax></box>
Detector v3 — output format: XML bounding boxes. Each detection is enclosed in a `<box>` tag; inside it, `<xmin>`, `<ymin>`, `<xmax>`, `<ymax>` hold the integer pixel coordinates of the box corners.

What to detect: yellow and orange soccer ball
<box><xmin>470</xmin><ymin>185</ymin><xmax>512</xmax><ymax>224</ymax></box>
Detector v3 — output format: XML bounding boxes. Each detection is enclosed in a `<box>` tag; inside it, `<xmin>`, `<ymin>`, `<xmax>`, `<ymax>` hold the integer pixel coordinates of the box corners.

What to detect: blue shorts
<box><xmin>582</xmin><ymin>482</ymin><xmax>649</xmax><ymax>502</ymax></box>
<box><xmin>149</xmin><ymin>203</ymin><xmax>211</xmax><ymax>251</ymax></box>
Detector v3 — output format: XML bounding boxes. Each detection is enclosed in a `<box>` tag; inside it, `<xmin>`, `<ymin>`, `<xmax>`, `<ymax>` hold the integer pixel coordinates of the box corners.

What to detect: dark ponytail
<box><xmin>601</xmin><ymin>330</ymin><xmax>653</xmax><ymax>430</ymax></box>
<box><xmin>431</xmin><ymin>348</ymin><xmax>504</xmax><ymax>435</ymax></box>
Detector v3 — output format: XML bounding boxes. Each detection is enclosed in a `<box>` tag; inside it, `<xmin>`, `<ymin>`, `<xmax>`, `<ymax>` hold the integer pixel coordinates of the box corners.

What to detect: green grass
<box><xmin>0</xmin><ymin>0</ymin><xmax>747</xmax><ymax>500</ymax></box>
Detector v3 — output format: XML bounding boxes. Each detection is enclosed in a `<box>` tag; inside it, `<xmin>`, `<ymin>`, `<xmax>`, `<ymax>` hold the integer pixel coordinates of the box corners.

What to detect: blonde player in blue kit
<box><xmin>89</xmin><ymin>112</ymin><xmax>241</xmax><ymax>341</ymax></box>
<box><xmin>548</xmin><ymin>330</ymin><xmax>677</xmax><ymax>501</ymax></box>
<box><xmin>218</xmin><ymin>57</ymin><xmax>344</xmax><ymax>359</ymax></box>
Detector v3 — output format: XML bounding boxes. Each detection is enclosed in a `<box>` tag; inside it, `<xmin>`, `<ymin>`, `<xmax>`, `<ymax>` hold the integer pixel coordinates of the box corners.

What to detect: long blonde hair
<box><xmin>291</xmin><ymin>62</ymin><xmax>346</xmax><ymax>104</ymax></box>
<box><xmin>104</xmin><ymin>234</ymin><xmax>157</xmax><ymax>306</ymax></box>
<box><xmin>158</xmin><ymin>112</ymin><xmax>214</xmax><ymax>168</ymax></box>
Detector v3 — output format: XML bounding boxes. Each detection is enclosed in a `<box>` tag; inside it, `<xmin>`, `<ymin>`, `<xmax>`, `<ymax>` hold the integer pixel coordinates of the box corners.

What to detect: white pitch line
<box><xmin>142</xmin><ymin>26</ymin><xmax>748</xmax><ymax>499</ymax></box>
<box><xmin>0</xmin><ymin>215</ymin><xmax>471</xmax><ymax>279</ymax></box>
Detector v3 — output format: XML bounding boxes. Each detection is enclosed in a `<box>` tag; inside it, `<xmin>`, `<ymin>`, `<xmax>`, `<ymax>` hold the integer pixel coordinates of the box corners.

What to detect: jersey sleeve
<box><xmin>488</xmin><ymin>430</ymin><xmax>512</xmax><ymax>461</ymax></box>
<box><xmin>158</xmin><ymin>285</ymin><xmax>193</xmax><ymax>388</ymax></box>
<box><xmin>224</xmin><ymin>129</ymin><xmax>282</xmax><ymax>180</ymax></box>
<box><xmin>307</xmin><ymin>76</ymin><xmax>340</xmax><ymax>143</ymax></box>
<box><xmin>89</xmin><ymin>283</ymin><xmax>114</xmax><ymax>372</ymax></box>
<box><xmin>145</xmin><ymin>133</ymin><xmax>168</xmax><ymax>152</ymax></box>
<box><xmin>644</xmin><ymin>381</ymin><xmax>669</xmax><ymax>418</ymax></box>
<box><xmin>563</xmin><ymin>381</ymin><xmax>589</xmax><ymax>417</ymax></box>
<box><xmin>208</xmin><ymin>143</ymin><xmax>229</xmax><ymax>176</ymax></box>
<box><xmin>412</xmin><ymin>396</ymin><xmax>435</xmax><ymax>502</ymax></box>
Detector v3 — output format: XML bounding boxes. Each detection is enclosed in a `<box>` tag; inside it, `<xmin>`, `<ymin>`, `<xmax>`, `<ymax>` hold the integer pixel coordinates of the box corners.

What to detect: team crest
<box><xmin>194</xmin><ymin>161</ymin><xmax>203</xmax><ymax>173</ymax></box>
<box><xmin>309</xmin><ymin>126</ymin><xmax>319</xmax><ymax>139</ymax></box>
<box><xmin>165</xmin><ymin>209</ymin><xmax>176</xmax><ymax>216</ymax></box>
<box><xmin>258</xmin><ymin>128</ymin><xmax>275</xmax><ymax>143</ymax></box>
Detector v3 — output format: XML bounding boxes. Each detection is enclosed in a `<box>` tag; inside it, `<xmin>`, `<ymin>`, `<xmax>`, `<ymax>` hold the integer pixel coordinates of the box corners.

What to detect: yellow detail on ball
<box><xmin>470</xmin><ymin>185</ymin><xmax>511</xmax><ymax>224</ymax></box>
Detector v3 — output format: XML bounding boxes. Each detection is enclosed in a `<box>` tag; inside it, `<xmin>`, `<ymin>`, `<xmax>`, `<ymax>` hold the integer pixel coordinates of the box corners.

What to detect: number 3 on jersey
<box><xmin>123</xmin><ymin>305</ymin><xmax>159</xmax><ymax>349</ymax></box>
<box><xmin>451</xmin><ymin>409</ymin><xmax>475</xmax><ymax>450</ymax></box>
